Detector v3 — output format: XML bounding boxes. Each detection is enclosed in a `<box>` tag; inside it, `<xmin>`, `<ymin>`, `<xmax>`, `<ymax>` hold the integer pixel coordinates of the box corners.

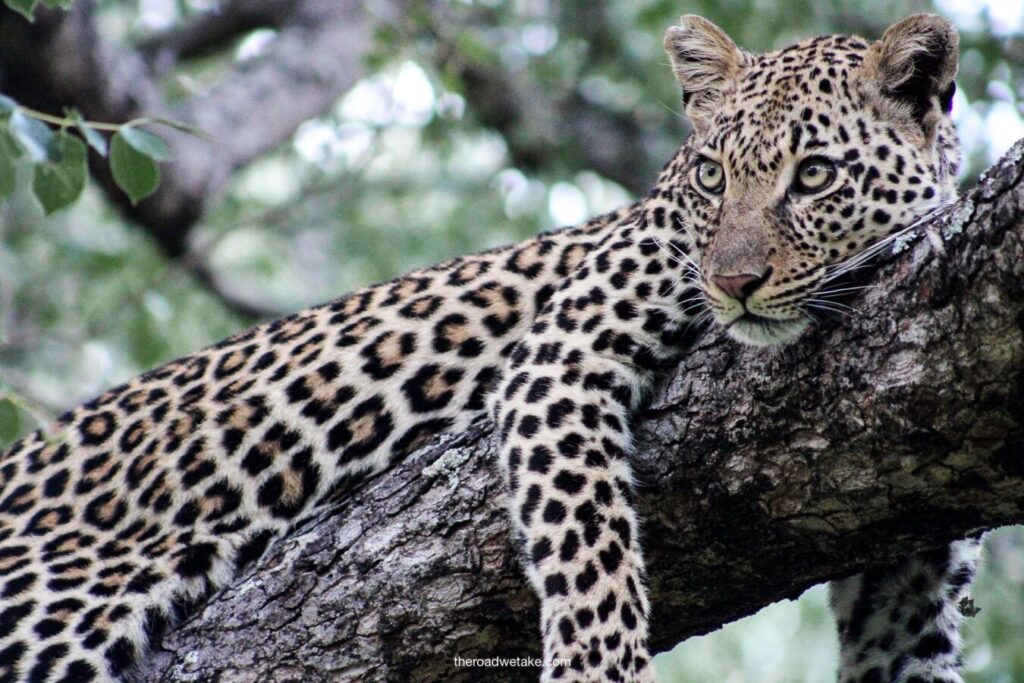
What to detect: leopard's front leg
<box><xmin>493</xmin><ymin>235</ymin><xmax>690</xmax><ymax>681</ymax></box>
<box><xmin>496</xmin><ymin>346</ymin><xmax>652</xmax><ymax>681</ymax></box>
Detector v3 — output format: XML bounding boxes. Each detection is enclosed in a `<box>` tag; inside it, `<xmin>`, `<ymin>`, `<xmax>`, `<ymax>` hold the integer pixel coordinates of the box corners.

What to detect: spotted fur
<box><xmin>0</xmin><ymin>14</ymin><xmax>975</xmax><ymax>683</ymax></box>
<box><xmin>830</xmin><ymin>539</ymin><xmax>982</xmax><ymax>683</ymax></box>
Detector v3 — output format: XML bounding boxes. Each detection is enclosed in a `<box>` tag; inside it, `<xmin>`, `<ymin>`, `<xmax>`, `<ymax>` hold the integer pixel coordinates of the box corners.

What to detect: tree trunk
<box><xmin>142</xmin><ymin>143</ymin><xmax>1024</xmax><ymax>682</ymax></box>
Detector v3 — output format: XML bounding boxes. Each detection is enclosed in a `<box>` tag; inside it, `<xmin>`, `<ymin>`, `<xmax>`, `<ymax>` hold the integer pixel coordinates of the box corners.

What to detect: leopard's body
<box><xmin>0</xmin><ymin>13</ymin><xmax>979</xmax><ymax>683</ymax></box>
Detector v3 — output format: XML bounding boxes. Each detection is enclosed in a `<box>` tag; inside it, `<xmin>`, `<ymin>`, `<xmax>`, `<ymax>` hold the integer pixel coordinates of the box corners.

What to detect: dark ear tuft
<box><xmin>871</xmin><ymin>14</ymin><xmax>959</xmax><ymax>127</ymax></box>
<box><xmin>663</xmin><ymin>15</ymin><xmax>745</xmax><ymax>133</ymax></box>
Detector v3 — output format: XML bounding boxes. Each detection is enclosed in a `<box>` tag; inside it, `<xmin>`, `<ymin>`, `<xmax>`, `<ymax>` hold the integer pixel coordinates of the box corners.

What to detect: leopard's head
<box><xmin>660</xmin><ymin>14</ymin><xmax>960</xmax><ymax>346</ymax></box>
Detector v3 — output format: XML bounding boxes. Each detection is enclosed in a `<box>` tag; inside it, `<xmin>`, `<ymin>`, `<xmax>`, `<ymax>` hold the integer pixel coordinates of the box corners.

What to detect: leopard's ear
<box><xmin>868</xmin><ymin>14</ymin><xmax>959</xmax><ymax>136</ymax></box>
<box><xmin>663</xmin><ymin>15</ymin><xmax>745</xmax><ymax>134</ymax></box>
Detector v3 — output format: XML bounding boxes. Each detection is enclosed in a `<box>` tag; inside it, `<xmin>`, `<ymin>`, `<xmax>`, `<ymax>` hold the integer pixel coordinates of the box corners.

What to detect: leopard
<box><xmin>0</xmin><ymin>12</ymin><xmax>980</xmax><ymax>683</ymax></box>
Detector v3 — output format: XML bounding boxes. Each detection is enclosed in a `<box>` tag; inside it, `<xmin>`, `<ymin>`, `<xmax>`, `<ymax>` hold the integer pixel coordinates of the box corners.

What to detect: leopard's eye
<box><xmin>793</xmin><ymin>157</ymin><xmax>837</xmax><ymax>193</ymax></box>
<box><xmin>695</xmin><ymin>159</ymin><xmax>725</xmax><ymax>194</ymax></box>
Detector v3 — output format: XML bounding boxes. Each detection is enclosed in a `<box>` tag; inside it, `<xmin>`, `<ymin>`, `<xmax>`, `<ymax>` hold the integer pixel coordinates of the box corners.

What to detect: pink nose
<box><xmin>711</xmin><ymin>272</ymin><xmax>767</xmax><ymax>301</ymax></box>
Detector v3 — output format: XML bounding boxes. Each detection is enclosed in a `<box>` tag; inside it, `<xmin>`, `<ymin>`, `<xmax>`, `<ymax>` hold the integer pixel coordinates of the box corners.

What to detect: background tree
<box><xmin>0</xmin><ymin>1</ymin><xmax>1022</xmax><ymax>680</ymax></box>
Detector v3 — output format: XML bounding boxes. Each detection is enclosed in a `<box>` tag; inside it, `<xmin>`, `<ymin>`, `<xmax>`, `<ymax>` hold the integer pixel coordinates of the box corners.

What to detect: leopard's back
<box><xmin>0</xmin><ymin>207</ymin><xmax>629</xmax><ymax>681</ymax></box>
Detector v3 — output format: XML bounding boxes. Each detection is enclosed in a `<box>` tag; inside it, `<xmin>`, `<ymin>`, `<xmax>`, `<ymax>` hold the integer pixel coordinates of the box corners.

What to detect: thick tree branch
<box><xmin>140</xmin><ymin>143</ymin><xmax>1024</xmax><ymax>681</ymax></box>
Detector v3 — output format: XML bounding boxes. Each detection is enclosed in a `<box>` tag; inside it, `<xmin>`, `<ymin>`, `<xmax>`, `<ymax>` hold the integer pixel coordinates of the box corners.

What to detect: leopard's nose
<box><xmin>711</xmin><ymin>269</ymin><xmax>771</xmax><ymax>301</ymax></box>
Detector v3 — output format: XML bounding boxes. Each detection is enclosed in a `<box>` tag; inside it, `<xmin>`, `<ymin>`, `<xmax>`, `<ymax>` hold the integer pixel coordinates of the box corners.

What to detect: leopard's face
<box><xmin>663</xmin><ymin>14</ymin><xmax>961</xmax><ymax>346</ymax></box>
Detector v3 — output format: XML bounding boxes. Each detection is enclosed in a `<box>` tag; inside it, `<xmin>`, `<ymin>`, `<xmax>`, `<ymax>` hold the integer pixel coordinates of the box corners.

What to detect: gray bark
<box><xmin>141</xmin><ymin>142</ymin><xmax>1024</xmax><ymax>682</ymax></box>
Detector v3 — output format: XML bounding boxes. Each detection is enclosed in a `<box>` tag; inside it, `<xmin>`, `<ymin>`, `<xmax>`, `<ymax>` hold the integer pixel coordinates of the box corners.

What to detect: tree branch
<box><xmin>140</xmin><ymin>143</ymin><xmax>1024</xmax><ymax>681</ymax></box>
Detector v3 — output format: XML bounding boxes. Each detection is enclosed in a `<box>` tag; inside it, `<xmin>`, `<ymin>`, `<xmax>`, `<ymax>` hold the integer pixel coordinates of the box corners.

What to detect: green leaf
<box><xmin>31</xmin><ymin>131</ymin><xmax>86</xmax><ymax>215</ymax></box>
<box><xmin>0</xmin><ymin>130</ymin><xmax>19</xmax><ymax>198</ymax></box>
<box><xmin>0</xmin><ymin>94</ymin><xmax>16</xmax><ymax>116</ymax></box>
<box><xmin>3</xmin><ymin>0</ymin><xmax>39</xmax><ymax>21</ymax></box>
<box><xmin>74</xmin><ymin>113</ymin><xmax>107</xmax><ymax>156</ymax></box>
<box><xmin>9</xmin><ymin>109</ymin><xmax>55</xmax><ymax>162</ymax></box>
<box><xmin>110</xmin><ymin>131</ymin><xmax>160</xmax><ymax>205</ymax></box>
<box><xmin>0</xmin><ymin>397</ymin><xmax>21</xmax><ymax>445</ymax></box>
<box><xmin>39</xmin><ymin>0</ymin><xmax>72</xmax><ymax>7</ymax></box>
<box><xmin>119</xmin><ymin>125</ymin><xmax>171</xmax><ymax>161</ymax></box>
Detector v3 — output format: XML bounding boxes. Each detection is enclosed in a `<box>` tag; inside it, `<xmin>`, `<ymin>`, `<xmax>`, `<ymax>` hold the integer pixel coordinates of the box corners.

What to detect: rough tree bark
<box><xmin>137</xmin><ymin>143</ymin><xmax>1024</xmax><ymax>682</ymax></box>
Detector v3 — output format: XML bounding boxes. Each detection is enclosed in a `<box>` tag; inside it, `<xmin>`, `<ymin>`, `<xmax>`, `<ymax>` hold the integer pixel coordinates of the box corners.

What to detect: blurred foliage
<box><xmin>1</xmin><ymin>0</ymin><xmax>1022</xmax><ymax>681</ymax></box>
<box><xmin>656</xmin><ymin>585</ymin><xmax>840</xmax><ymax>683</ymax></box>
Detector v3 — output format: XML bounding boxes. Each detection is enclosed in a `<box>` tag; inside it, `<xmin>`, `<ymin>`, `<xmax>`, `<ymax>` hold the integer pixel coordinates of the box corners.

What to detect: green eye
<box><xmin>695</xmin><ymin>159</ymin><xmax>725</xmax><ymax>194</ymax></box>
<box><xmin>794</xmin><ymin>157</ymin><xmax>837</xmax><ymax>193</ymax></box>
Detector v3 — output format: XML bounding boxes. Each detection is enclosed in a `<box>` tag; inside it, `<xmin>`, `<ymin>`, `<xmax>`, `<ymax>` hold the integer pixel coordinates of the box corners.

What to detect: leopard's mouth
<box><xmin>722</xmin><ymin>311</ymin><xmax>809</xmax><ymax>347</ymax></box>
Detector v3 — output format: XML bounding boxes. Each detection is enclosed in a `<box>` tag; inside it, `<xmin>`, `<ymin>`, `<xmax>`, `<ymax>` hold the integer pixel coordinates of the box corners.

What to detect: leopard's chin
<box><xmin>722</xmin><ymin>312</ymin><xmax>809</xmax><ymax>347</ymax></box>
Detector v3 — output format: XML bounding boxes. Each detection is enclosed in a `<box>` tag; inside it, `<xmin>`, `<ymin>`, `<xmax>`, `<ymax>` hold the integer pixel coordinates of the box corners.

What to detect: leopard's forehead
<box><xmin>735</xmin><ymin>34</ymin><xmax>869</xmax><ymax>109</ymax></box>
<box><xmin>700</xmin><ymin>35</ymin><xmax>872</xmax><ymax>159</ymax></box>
